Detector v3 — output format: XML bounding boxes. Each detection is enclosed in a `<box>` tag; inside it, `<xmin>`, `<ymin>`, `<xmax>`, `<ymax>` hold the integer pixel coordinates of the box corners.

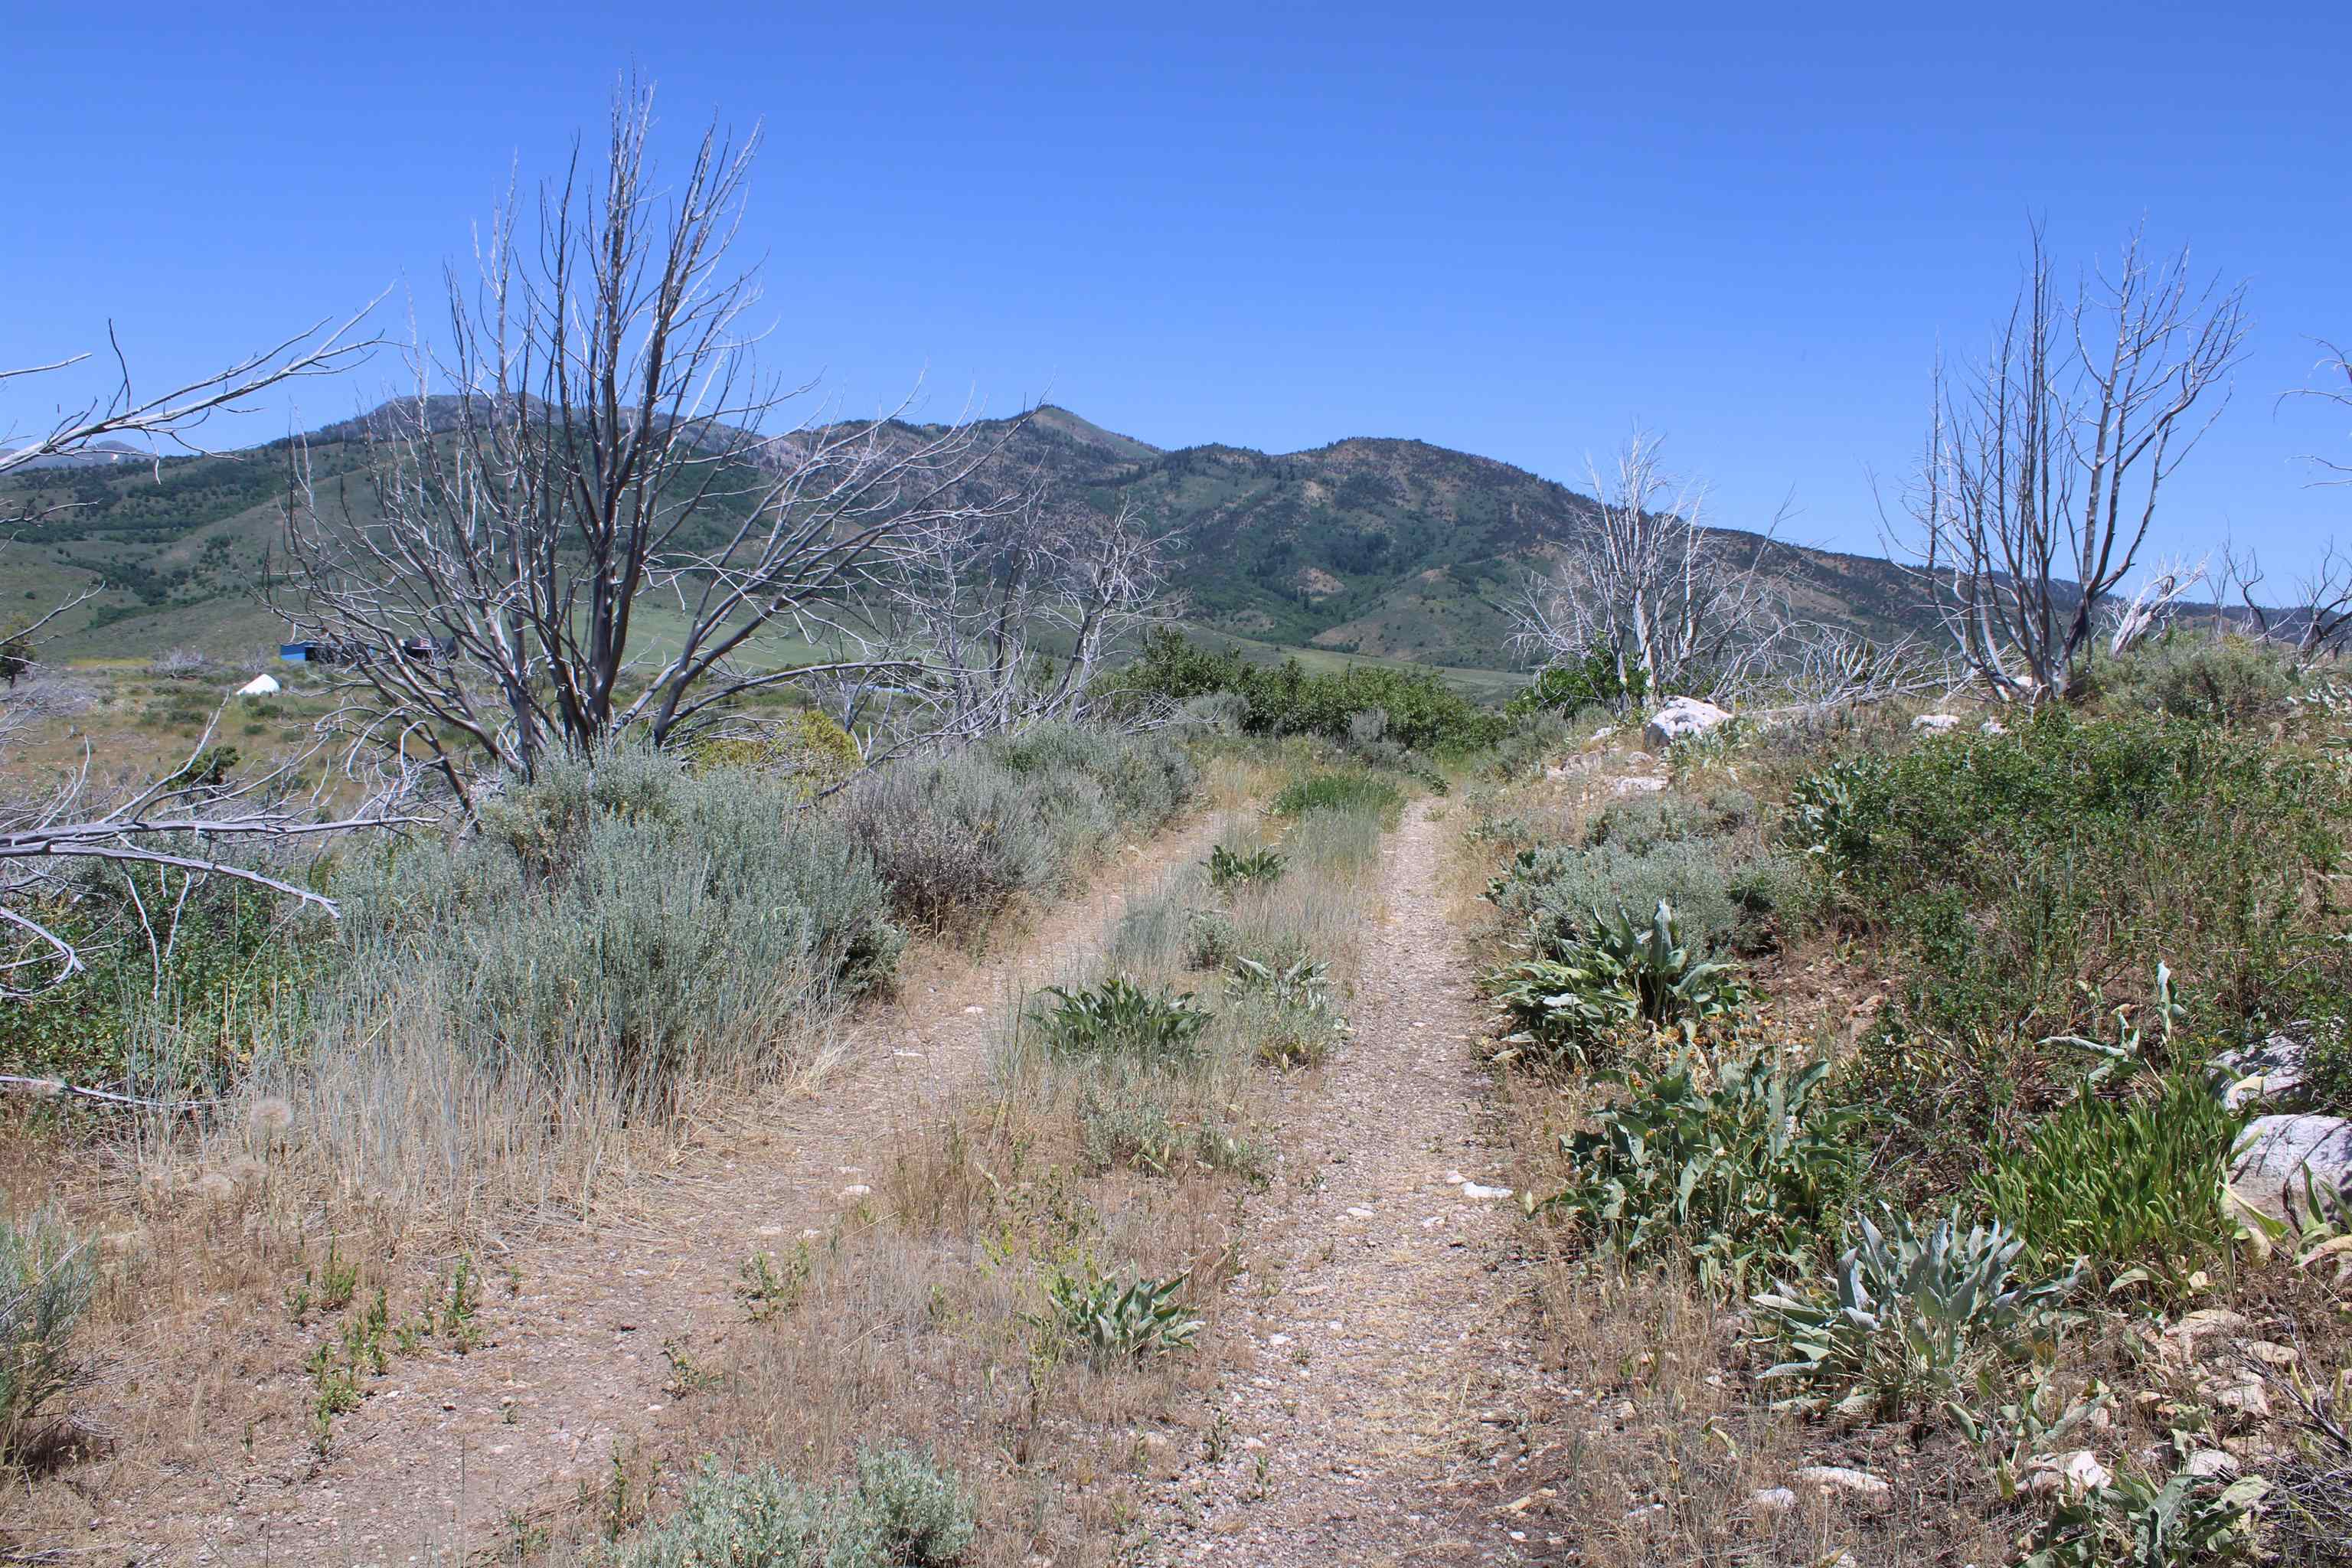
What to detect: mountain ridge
<box><xmin>0</xmin><ymin>400</ymin><xmax>1923</xmax><ymax>673</ymax></box>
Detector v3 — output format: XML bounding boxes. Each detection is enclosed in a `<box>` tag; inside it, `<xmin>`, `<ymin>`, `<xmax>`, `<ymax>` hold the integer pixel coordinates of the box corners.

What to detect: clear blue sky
<box><xmin>6</xmin><ymin>2</ymin><xmax>2346</xmax><ymax>573</ymax></box>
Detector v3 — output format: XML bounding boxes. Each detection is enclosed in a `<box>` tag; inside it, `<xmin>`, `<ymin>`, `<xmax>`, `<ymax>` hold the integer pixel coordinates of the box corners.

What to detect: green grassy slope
<box><xmin>3</xmin><ymin>401</ymin><xmax>1924</xmax><ymax>673</ymax></box>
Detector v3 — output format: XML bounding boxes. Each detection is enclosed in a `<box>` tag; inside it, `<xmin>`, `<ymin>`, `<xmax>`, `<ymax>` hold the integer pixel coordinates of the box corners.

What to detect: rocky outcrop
<box><xmin>1910</xmin><ymin>712</ymin><xmax>1961</xmax><ymax>733</ymax></box>
<box><xmin>1642</xmin><ymin>697</ymin><xmax>1732</xmax><ymax>753</ymax></box>
<box><xmin>2226</xmin><ymin>1114</ymin><xmax>2352</xmax><ymax>1223</ymax></box>
<box><xmin>2214</xmin><ymin>1032</ymin><xmax>2311</xmax><ymax>1112</ymax></box>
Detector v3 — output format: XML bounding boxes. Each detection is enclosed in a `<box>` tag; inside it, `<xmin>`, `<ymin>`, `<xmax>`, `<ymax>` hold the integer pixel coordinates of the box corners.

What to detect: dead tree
<box><xmin>866</xmin><ymin>491</ymin><xmax>1183</xmax><ymax>743</ymax></box>
<box><xmin>1508</xmin><ymin>429</ymin><xmax>1782</xmax><ymax>705</ymax></box>
<box><xmin>1896</xmin><ymin>225</ymin><xmax>2247</xmax><ymax>701</ymax></box>
<box><xmin>2225</xmin><ymin>539</ymin><xmax>2352</xmax><ymax>664</ymax></box>
<box><xmin>276</xmin><ymin>86</ymin><xmax>1021</xmax><ymax>800</ymax></box>
<box><xmin>2</xmin><ymin>310</ymin><xmax>389</xmax><ymax>998</ymax></box>
<box><xmin>2</xmin><ymin>309</ymin><xmax>377</xmax><ymax>521</ymax></box>
<box><xmin>1759</xmin><ymin>623</ymin><xmax>1953</xmax><ymax>716</ymax></box>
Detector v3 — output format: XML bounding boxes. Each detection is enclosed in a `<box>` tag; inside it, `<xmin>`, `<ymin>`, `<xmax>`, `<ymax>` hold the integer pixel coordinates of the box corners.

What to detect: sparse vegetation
<box><xmin>1467</xmin><ymin>648</ymin><xmax>2352</xmax><ymax>1566</ymax></box>
<box><xmin>0</xmin><ymin>1209</ymin><xmax>93</xmax><ymax>1468</ymax></box>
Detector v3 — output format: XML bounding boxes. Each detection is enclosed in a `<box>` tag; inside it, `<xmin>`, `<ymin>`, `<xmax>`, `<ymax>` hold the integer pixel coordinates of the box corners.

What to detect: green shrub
<box><xmin>340</xmin><ymin>746</ymin><xmax>903</xmax><ymax>1112</ymax></box>
<box><xmin>1033</xmin><ymin>1266</ymin><xmax>1200</xmax><ymax>1361</ymax></box>
<box><xmin>841</xmin><ymin>728</ymin><xmax>1194</xmax><ymax>929</ymax></box>
<box><xmin>1540</xmin><ymin>1052</ymin><xmax>1861</xmax><ymax>1294</ymax></box>
<box><xmin>686</xmin><ymin>708</ymin><xmax>863</xmax><ymax>794</ymax></box>
<box><xmin>0</xmin><ymin>850</ymin><xmax>306</xmax><ymax>1095</ymax></box>
<box><xmin>1206</xmin><ymin>844</ymin><xmax>1285</xmax><ymax>890</ymax></box>
<box><xmin>2098</xmin><ymin>630</ymin><xmax>2301</xmax><ymax>725</ymax></box>
<box><xmin>1486</xmin><ymin>901</ymin><xmax>1749</xmax><ymax>1063</ymax></box>
<box><xmin>1485</xmin><ymin>710</ymin><xmax>1574</xmax><ymax>782</ymax></box>
<box><xmin>1793</xmin><ymin>709</ymin><xmax>2349</xmax><ymax>1152</ymax></box>
<box><xmin>1266</xmin><ymin>770</ymin><xmax>1406</xmax><ymax>821</ymax></box>
<box><xmin>1972</xmin><ymin>1074</ymin><xmax>2245</xmax><ymax>1295</ymax></box>
<box><xmin>1586</xmin><ymin>788</ymin><xmax>1755</xmax><ymax>855</ymax></box>
<box><xmin>838</xmin><ymin>754</ymin><xmax>1067</xmax><ymax>929</ymax></box>
<box><xmin>1485</xmin><ymin>838</ymin><xmax>1749</xmax><ymax>958</ymax></box>
<box><xmin>1108</xmin><ymin>630</ymin><xmax>1506</xmax><ymax>752</ymax></box>
<box><xmin>1753</xmin><ymin>1209</ymin><xmax>2080</xmax><ymax>1422</ymax></box>
<box><xmin>1181</xmin><ymin>910</ymin><xmax>1242</xmax><ymax>972</ymax></box>
<box><xmin>1171</xmin><ymin>690</ymin><xmax>1249</xmax><ymax>736</ymax></box>
<box><xmin>1031</xmin><ymin>977</ymin><xmax>1210</xmax><ymax>1065</ymax></box>
<box><xmin>1723</xmin><ymin>851</ymin><xmax>1818</xmax><ymax>946</ymax></box>
<box><xmin>853</xmin><ymin>1442</ymin><xmax>980</xmax><ymax>1566</ymax></box>
<box><xmin>609</xmin><ymin>1446</ymin><xmax>975</xmax><ymax>1567</ymax></box>
<box><xmin>987</xmin><ymin>722</ymin><xmax>1196</xmax><ymax>829</ymax></box>
<box><xmin>0</xmin><ymin>1209</ymin><xmax>93</xmax><ymax>1468</ymax></box>
<box><xmin>1505</xmin><ymin>649</ymin><xmax>1636</xmax><ymax>719</ymax></box>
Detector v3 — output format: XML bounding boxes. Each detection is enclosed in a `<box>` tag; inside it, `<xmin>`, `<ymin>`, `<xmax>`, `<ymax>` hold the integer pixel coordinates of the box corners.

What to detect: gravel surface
<box><xmin>1143</xmin><ymin>800</ymin><xmax>1549</xmax><ymax>1566</ymax></box>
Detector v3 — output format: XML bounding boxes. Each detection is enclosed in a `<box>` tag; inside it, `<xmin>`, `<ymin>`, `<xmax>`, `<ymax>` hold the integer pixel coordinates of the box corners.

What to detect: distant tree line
<box><xmin>1109</xmin><ymin>629</ymin><xmax>1506</xmax><ymax>751</ymax></box>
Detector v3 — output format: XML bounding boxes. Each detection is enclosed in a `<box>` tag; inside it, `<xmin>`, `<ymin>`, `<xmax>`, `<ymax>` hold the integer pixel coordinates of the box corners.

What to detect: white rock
<box><xmin>836</xmin><ymin>1184</ymin><xmax>871</xmax><ymax>1199</ymax></box>
<box><xmin>2022</xmin><ymin>1450</ymin><xmax>2112</xmax><ymax>1497</ymax></box>
<box><xmin>1589</xmin><ymin>725</ymin><xmax>1618</xmax><ymax>742</ymax></box>
<box><xmin>1794</xmin><ymin>1465</ymin><xmax>1890</xmax><ymax>1500</ymax></box>
<box><xmin>2215</xmin><ymin>1032</ymin><xmax>2310</xmax><ymax>1112</ymax></box>
<box><xmin>2226</xmin><ymin>1114</ymin><xmax>2352</xmax><ymax>1223</ymax></box>
<box><xmin>2184</xmin><ymin>1449</ymin><xmax>2239</xmax><ymax>1479</ymax></box>
<box><xmin>1138</xmin><ymin>1431</ymin><xmax>1181</xmax><ymax>1479</ymax></box>
<box><xmin>2201</xmin><ymin>1367</ymin><xmax>2272</xmax><ymax>1419</ymax></box>
<box><xmin>2164</xmin><ymin>1307</ymin><xmax>2251</xmax><ymax>1344</ymax></box>
<box><xmin>1979</xmin><ymin>719</ymin><xmax>2007</xmax><ymax>735</ymax></box>
<box><xmin>1643</xmin><ymin>697</ymin><xmax>1733</xmax><ymax>753</ymax></box>
<box><xmin>1459</xmin><ymin>1181</ymin><xmax>1514</xmax><ymax>1200</ymax></box>
<box><xmin>1610</xmin><ymin>774</ymin><xmax>1668</xmax><ymax>796</ymax></box>
<box><xmin>1749</xmin><ymin>1486</ymin><xmax>1798</xmax><ymax>1514</ymax></box>
<box><xmin>1911</xmin><ymin>712</ymin><xmax>1962</xmax><ymax>733</ymax></box>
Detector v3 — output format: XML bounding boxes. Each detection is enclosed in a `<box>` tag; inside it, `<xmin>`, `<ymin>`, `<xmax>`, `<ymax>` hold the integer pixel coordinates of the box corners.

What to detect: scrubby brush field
<box><xmin>7</xmin><ymin>636</ymin><xmax>2352</xmax><ymax>1568</ymax></box>
<box><xmin>1453</xmin><ymin>634</ymin><xmax>2352</xmax><ymax>1567</ymax></box>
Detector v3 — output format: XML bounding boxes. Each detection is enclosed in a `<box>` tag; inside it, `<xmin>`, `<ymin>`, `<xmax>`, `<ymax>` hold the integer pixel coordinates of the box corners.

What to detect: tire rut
<box><xmin>1148</xmin><ymin>799</ymin><xmax>1541</xmax><ymax>1566</ymax></box>
<box><xmin>220</xmin><ymin>810</ymin><xmax>1238</xmax><ymax>1565</ymax></box>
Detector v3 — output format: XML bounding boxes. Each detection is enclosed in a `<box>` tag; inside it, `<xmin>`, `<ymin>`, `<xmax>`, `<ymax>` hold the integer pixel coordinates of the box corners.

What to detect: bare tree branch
<box><xmin>857</xmin><ymin>489</ymin><xmax>1184</xmax><ymax>744</ymax></box>
<box><xmin>1</xmin><ymin>301</ymin><xmax>381</xmax><ymax>525</ymax></box>
<box><xmin>1506</xmin><ymin>428</ymin><xmax>1785</xmax><ymax>706</ymax></box>
<box><xmin>274</xmin><ymin>84</ymin><xmax>1028</xmax><ymax>795</ymax></box>
<box><xmin>1</xmin><ymin>287</ymin><xmax>401</xmax><ymax>1001</ymax></box>
<box><xmin>1891</xmin><ymin>224</ymin><xmax>2247</xmax><ymax>701</ymax></box>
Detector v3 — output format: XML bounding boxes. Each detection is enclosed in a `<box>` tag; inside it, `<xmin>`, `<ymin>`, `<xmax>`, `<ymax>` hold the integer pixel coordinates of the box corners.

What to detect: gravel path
<box><xmin>1146</xmin><ymin>799</ymin><xmax>1545</xmax><ymax>1566</ymax></box>
<box><xmin>185</xmin><ymin>812</ymin><xmax>1236</xmax><ymax>1566</ymax></box>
